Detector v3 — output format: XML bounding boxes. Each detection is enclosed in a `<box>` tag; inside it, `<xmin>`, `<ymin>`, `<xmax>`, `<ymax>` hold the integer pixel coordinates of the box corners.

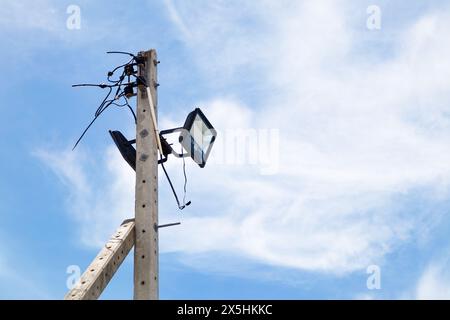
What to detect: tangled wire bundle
<box><xmin>72</xmin><ymin>51</ymin><xmax>146</xmax><ymax>150</ymax></box>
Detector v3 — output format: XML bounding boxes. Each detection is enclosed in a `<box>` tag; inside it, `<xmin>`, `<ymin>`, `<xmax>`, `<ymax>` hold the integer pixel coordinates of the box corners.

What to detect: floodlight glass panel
<box><xmin>180</xmin><ymin>108</ymin><xmax>217</xmax><ymax>168</ymax></box>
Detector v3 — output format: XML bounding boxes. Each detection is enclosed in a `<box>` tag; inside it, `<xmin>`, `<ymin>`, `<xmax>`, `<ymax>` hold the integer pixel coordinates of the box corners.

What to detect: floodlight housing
<box><xmin>109</xmin><ymin>130</ymin><xmax>136</xmax><ymax>170</ymax></box>
<box><xmin>179</xmin><ymin>108</ymin><xmax>217</xmax><ymax>168</ymax></box>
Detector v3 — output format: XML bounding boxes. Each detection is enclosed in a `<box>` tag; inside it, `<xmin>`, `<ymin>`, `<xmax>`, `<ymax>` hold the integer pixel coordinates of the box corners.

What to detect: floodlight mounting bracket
<box><xmin>160</xmin><ymin>127</ymin><xmax>191</xmax><ymax>159</ymax></box>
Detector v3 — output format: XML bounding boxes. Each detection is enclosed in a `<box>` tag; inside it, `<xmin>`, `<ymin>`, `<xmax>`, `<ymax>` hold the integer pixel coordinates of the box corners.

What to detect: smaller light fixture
<box><xmin>109</xmin><ymin>130</ymin><xmax>136</xmax><ymax>170</ymax></box>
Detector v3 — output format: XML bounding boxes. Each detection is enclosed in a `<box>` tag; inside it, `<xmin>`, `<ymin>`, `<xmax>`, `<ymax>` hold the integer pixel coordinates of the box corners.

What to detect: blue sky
<box><xmin>1</xmin><ymin>0</ymin><xmax>450</xmax><ymax>299</ymax></box>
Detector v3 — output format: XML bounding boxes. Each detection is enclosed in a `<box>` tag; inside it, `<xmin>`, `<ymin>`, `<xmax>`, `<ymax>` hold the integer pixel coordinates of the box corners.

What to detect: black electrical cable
<box><xmin>124</xmin><ymin>99</ymin><xmax>137</xmax><ymax>123</ymax></box>
<box><xmin>107</xmin><ymin>59</ymin><xmax>133</xmax><ymax>83</ymax></box>
<box><xmin>72</xmin><ymin>83</ymin><xmax>115</xmax><ymax>88</ymax></box>
<box><xmin>160</xmin><ymin>158</ymin><xmax>183</xmax><ymax>210</ymax></box>
<box><xmin>106</xmin><ymin>51</ymin><xmax>137</xmax><ymax>58</ymax></box>
<box><xmin>72</xmin><ymin>54</ymin><xmax>140</xmax><ymax>149</ymax></box>
<box><xmin>181</xmin><ymin>144</ymin><xmax>190</xmax><ymax>207</ymax></box>
<box><xmin>160</xmin><ymin>155</ymin><xmax>190</xmax><ymax>210</ymax></box>
<box><xmin>72</xmin><ymin>86</ymin><xmax>113</xmax><ymax>150</ymax></box>
<box><xmin>109</xmin><ymin>94</ymin><xmax>137</xmax><ymax>123</ymax></box>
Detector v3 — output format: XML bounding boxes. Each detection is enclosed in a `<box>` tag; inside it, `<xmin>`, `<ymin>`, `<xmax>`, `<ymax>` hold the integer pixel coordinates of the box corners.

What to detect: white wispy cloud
<box><xmin>34</xmin><ymin>147</ymin><xmax>135</xmax><ymax>247</ymax></box>
<box><xmin>162</xmin><ymin>0</ymin><xmax>192</xmax><ymax>40</ymax></box>
<box><xmin>0</xmin><ymin>1</ymin><xmax>60</xmax><ymax>32</ymax></box>
<box><xmin>415</xmin><ymin>259</ymin><xmax>450</xmax><ymax>299</ymax></box>
<box><xmin>37</xmin><ymin>0</ymin><xmax>450</xmax><ymax>279</ymax></box>
<box><xmin>0</xmin><ymin>0</ymin><xmax>129</xmax><ymax>49</ymax></box>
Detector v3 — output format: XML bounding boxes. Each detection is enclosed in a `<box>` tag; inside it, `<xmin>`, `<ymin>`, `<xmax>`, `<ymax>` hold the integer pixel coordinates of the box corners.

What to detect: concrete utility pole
<box><xmin>134</xmin><ymin>49</ymin><xmax>159</xmax><ymax>300</ymax></box>
<box><xmin>64</xmin><ymin>48</ymin><xmax>216</xmax><ymax>300</ymax></box>
<box><xmin>65</xmin><ymin>49</ymin><xmax>160</xmax><ymax>300</ymax></box>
